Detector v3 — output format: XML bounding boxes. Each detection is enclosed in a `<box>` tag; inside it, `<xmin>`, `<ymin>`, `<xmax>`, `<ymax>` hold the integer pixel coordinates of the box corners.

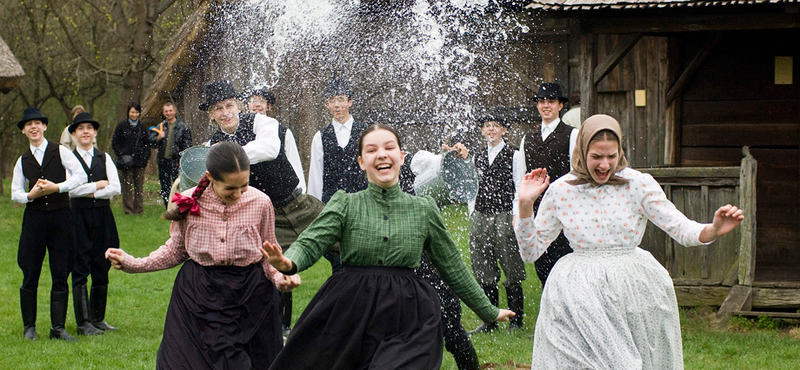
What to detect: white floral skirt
<box><xmin>531</xmin><ymin>247</ymin><xmax>683</xmax><ymax>370</ymax></box>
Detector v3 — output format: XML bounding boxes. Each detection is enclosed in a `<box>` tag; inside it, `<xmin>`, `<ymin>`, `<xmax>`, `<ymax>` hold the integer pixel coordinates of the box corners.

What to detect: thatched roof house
<box><xmin>0</xmin><ymin>36</ymin><xmax>25</xmax><ymax>93</ymax></box>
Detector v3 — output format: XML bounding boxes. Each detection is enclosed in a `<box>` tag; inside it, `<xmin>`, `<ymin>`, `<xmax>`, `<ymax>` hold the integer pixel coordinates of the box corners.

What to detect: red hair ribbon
<box><xmin>172</xmin><ymin>193</ymin><xmax>200</xmax><ymax>216</ymax></box>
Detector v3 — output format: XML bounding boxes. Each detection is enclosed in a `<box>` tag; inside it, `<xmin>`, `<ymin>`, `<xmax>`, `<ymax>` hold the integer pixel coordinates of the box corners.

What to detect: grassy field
<box><xmin>0</xmin><ymin>180</ymin><xmax>799</xmax><ymax>369</ymax></box>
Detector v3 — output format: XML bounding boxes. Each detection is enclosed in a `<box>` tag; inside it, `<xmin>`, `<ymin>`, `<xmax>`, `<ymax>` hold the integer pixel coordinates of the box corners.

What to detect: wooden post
<box><xmin>738</xmin><ymin>146</ymin><xmax>757</xmax><ymax>286</ymax></box>
<box><xmin>580</xmin><ymin>33</ymin><xmax>598</xmax><ymax>121</ymax></box>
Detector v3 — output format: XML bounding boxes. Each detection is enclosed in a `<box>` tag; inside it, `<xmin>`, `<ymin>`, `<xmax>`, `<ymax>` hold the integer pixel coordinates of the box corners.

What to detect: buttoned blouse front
<box><xmin>285</xmin><ymin>182</ymin><xmax>499</xmax><ymax>322</ymax></box>
<box><xmin>121</xmin><ymin>186</ymin><xmax>280</xmax><ymax>280</ymax></box>
<box><xmin>515</xmin><ymin>168</ymin><xmax>710</xmax><ymax>263</ymax></box>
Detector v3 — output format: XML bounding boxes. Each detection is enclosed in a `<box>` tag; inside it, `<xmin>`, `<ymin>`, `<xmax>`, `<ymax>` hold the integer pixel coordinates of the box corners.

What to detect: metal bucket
<box><xmin>413</xmin><ymin>150</ymin><xmax>478</xmax><ymax>205</ymax></box>
<box><xmin>178</xmin><ymin>146</ymin><xmax>211</xmax><ymax>192</ymax></box>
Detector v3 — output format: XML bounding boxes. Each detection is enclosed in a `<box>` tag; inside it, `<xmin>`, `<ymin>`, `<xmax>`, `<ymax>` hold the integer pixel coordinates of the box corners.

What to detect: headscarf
<box><xmin>567</xmin><ymin>114</ymin><xmax>630</xmax><ymax>186</ymax></box>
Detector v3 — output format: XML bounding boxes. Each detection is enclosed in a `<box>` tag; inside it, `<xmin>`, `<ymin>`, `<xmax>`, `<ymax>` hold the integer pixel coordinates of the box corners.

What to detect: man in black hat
<box><xmin>150</xmin><ymin>101</ymin><xmax>192</xmax><ymax>208</ymax></box>
<box><xmin>513</xmin><ymin>82</ymin><xmax>578</xmax><ymax>285</ymax></box>
<box><xmin>11</xmin><ymin>107</ymin><xmax>88</xmax><ymax>341</ymax></box>
<box><xmin>68</xmin><ymin>112</ymin><xmax>121</xmax><ymax>336</ymax></box>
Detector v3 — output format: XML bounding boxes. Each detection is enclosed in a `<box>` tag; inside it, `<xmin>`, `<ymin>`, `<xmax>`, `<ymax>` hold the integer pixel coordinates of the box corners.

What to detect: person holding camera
<box><xmin>111</xmin><ymin>102</ymin><xmax>151</xmax><ymax>215</ymax></box>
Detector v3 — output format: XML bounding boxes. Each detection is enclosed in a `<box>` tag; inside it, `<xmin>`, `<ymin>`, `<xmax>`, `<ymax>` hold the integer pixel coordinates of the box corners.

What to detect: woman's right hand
<box><xmin>518</xmin><ymin>168</ymin><xmax>550</xmax><ymax>219</ymax></box>
<box><xmin>495</xmin><ymin>309</ymin><xmax>516</xmax><ymax>322</ymax></box>
<box><xmin>260</xmin><ymin>242</ymin><xmax>294</xmax><ymax>273</ymax></box>
<box><xmin>105</xmin><ymin>248</ymin><xmax>130</xmax><ymax>270</ymax></box>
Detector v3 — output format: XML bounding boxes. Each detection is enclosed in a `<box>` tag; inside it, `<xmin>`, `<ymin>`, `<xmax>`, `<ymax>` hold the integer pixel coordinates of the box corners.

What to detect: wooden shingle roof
<box><xmin>0</xmin><ymin>36</ymin><xmax>24</xmax><ymax>93</ymax></box>
<box><xmin>526</xmin><ymin>0</ymin><xmax>799</xmax><ymax>10</ymax></box>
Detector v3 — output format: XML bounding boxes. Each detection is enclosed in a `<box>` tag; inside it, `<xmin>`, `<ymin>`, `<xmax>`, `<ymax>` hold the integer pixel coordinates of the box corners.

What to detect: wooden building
<box><xmin>0</xmin><ymin>36</ymin><xmax>24</xmax><ymax>94</ymax></box>
<box><xmin>525</xmin><ymin>0</ymin><xmax>800</xmax><ymax>318</ymax></box>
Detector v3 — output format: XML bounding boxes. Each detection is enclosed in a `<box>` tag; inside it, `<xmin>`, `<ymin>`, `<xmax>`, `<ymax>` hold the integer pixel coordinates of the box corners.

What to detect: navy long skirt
<box><xmin>269</xmin><ymin>265</ymin><xmax>443</xmax><ymax>370</ymax></box>
<box><xmin>156</xmin><ymin>260</ymin><xmax>282</xmax><ymax>370</ymax></box>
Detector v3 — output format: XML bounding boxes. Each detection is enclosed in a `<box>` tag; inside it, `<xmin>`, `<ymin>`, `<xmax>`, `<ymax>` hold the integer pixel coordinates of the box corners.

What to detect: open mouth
<box><xmin>376</xmin><ymin>164</ymin><xmax>392</xmax><ymax>172</ymax></box>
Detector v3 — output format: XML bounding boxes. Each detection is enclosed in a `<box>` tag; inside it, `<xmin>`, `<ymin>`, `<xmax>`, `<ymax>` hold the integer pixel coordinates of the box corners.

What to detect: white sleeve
<box><xmin>513</xmin><ymin>185</ymin><xmax>563</xmax><ymax>263</ymax></box>
<box><xmin>568</xmin><ymin>128</ymin><xmax>579</xmax><ymax>170</ymax></box>
<box><xmin>284</xmin><ymin>128</ymin><xmax>306</xmax><ymax>192</ymax></box>
<box><xmin>58</xmin><ymin>146</ymin><xmax>88</xmax><ymax>193</ymax></box>
<box><xmin>11</xmin><ymin>157</ymin><xmax>30</xmax><ymax>203</ymax></box>
<box><xmin>244</xmin><ymin>114</ymin><xmax>281</xmax><ymax>164</ymax></box>
<box><xmin>93</xmin><ymin>153</ymin><xmax>121</xmax><ymax>199</ymax></box>
<box><xmin>307</xmin><ymin>131</ymin><xmax>324</xmax><ymax>200</ymax></box>
<box><xmin>408</xmin><ymin>150</ymin><xmax>440</xmax><ymax>176</ymax></box>
<box><xmin>512</xmin><ymin>138</ymin><xmax>526</xmax><ymax>216</ymax></box>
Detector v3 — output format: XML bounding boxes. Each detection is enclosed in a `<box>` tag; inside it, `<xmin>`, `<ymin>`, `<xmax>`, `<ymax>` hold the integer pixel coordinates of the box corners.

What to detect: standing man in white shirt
<box><xmin>67</xmin><ymin>112</ymin><xmax>122</xmax><ymax>336</ymax></box>
<box><xmin>513</xmin><ymin>83</ymin><xmax>578</xmax><ymax>285</ymax></box>
<box><xmin>307</xmin><ymin>79</ymin><xmax>368</xmax><ymax>275</ymax></box>
<box><xmin>12</xmin><ymin>107</ymin><xmax>88</xmax><ymax>342</ymax></box>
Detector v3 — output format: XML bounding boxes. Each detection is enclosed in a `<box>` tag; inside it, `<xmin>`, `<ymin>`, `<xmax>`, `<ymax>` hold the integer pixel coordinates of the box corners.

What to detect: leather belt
<box><xmin>273</xmin><ymin>187</ymin><xmax>302</xmax><ymax>208</ymax></box>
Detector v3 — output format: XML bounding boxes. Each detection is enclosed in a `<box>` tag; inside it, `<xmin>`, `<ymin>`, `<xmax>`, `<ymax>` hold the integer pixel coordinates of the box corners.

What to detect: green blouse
<box><xmin>285</xmin><ymin>182</ymin><xmax>499</xmax><ymax>323</ymax></box>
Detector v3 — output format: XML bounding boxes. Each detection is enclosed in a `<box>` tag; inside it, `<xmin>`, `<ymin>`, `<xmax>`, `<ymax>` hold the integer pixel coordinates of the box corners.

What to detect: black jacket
<box><xmin>111</xmin><ymin>119</ymin><xmax>151</xmax><ymax>169</ymax></box>
<box><xmin>149</xmin><ymin>119</ymin><xmax>192</xmax><ymax>162</ymax></box>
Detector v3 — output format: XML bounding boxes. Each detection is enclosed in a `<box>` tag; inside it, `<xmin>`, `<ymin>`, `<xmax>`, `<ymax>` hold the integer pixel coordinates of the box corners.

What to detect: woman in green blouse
<box><xmin>262</xmin><ymin>124</ymin><xmax>514</xmax><ymax>369</ymax></box>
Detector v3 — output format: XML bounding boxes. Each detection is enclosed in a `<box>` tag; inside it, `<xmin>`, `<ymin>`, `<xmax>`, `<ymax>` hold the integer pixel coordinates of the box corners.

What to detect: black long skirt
<box><xmin>156</xmin><ymin>260</ymin><xmax>282</xmax><ymax>370</ymax></box>
<box><xmin>269</xmin><ymin>265</ymin><xmax>443</xmax><ymax>370</ymax></box>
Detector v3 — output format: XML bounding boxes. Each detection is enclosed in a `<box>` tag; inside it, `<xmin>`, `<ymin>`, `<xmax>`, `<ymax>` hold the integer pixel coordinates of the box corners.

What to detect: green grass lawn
<box><xmin>0</xmin><ymin>182</ymin><xmax>799</xmax><ymax>369</ymax></box>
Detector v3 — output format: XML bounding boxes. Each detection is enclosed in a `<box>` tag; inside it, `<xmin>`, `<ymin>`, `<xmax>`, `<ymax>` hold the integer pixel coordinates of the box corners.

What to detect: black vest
<box><xmin>71</xmin><ymin>149</ymin><xmax>110</xmax><ymax>208</ymax></box>
<box><xmin>209</xmin><ymin>113</ymin><xmax>299</xmax><ymax>205</ymax></box>
<box><xmin>474</xmin><ymin>143</ymin><xmax>516</xmax><ymax>214</ymax></box>
<box><xmin>524</xmin><ymin>121</ymin><xmax>574</xmax><ymax>210</ymax></box>
<box><xmin>321</xmin><ymin>120</ymin><xmax>368</xmax><ymax>203</ymax></box>
<box><xmin>21</xmin><ymin>142</ymin><xmax>70</xmax><ymax>210</ymax></box>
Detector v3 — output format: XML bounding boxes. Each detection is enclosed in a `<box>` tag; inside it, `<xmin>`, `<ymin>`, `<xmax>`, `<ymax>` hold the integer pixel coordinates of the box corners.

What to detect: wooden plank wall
<box><xmin>679</xmin><ymin>29</ymin><xmax>800</xmax><ymax>282</ymax></box>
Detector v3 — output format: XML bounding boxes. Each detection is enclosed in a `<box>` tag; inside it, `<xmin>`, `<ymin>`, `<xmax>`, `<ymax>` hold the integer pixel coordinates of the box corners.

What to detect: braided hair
<box><xmin>162</xmin><ymin>142</ymin><xmax>250</xmax><ymax>220</ymax></box>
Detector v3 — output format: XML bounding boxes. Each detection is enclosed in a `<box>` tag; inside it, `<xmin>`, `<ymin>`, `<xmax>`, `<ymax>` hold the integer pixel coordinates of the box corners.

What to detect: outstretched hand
<box><xmin>105</xmin><ymin>248</ymin><xmax>130</xmax><ymax>270</ymax></box>
<box><xmin>495</xmin><ymin>309</ymin><xmax>516</xmax><ymax>322</ymax></box>
<box><xmin>260</xmin><ymin>241</ymin><xmax>294</xmax><ymax>273</ymax></box>
<box><xmin>699</xmin><ymin>204</ymin><xmax>744</xmax><ymax>243</ymax></box>
<box><xmin>441</xmin><ymin>142</ymin><xmax>469</xmax><ymax>159</ymax></box>
<box><xmin>518</xmin><ymin>168</ymin><xmax>550</xmax><ymax>219</ymax></box>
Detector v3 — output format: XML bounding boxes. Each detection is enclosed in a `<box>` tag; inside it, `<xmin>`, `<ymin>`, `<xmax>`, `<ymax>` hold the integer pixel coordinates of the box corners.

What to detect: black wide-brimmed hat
<box><xmin>323</xmin><ymin>79</ymin><xmax>353</xmax><ymax>99</ymax></box>
<box><xmin>477</xmin><ymin>110</ymin><xmax>508</xmax><ymax>128</ymax></box>
<box><xmin>241</xmin><ymin>87</ymin><xmax>276</xmax><ymax>105</ymax></box>
<box><xmin>17</xmin><ymin>107</ymin><xmax>49</xmax><ymax>130</ymax></box>
<box><xmin>532</xmin><ymin>83</ymin><xmax>568</xmax><ymax>103</ymax></box>
<box><xmin>199</xmin><ymin>81</ymin><xmax>238</xmax><ymax>111</ymax></box>
<box><xmin>68</xmin><ymin>112</ymin><xmax>100</xmax><ymax>133</ymax></box>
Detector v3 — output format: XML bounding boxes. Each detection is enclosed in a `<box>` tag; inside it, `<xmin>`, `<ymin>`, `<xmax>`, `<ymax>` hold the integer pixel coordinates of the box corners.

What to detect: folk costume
<box><xmin>68</xmin><ymin>112</ymin><xmax>122</xmax><ymax>335</ymax></box>
<box><xmin>470</xmin><ymin>139</ymin><xmax>526</xmax><ymax>332</ymax></box>
<box><xmin>111</xmin><ymin>115</ymin><xmax>151</xmax><ymax>214</ymax></box>
<box><xmin>117</xmin><ymin>186</ymin><xmax>284</xmax><ymax>370</ymax></box>
<box><xmin>515</xmin><ymin>115</ymin><xmax>707</xmax><ymax>369</ymax></box>
<box><xmin>269</xmin><ymin>184</ymin><xmax>499</xmax><ymax>370</ymax></box>
<box><xmin>12</xmin><ymin>108</ymin><xmax>88</xmax><ymax>341</ymax></box>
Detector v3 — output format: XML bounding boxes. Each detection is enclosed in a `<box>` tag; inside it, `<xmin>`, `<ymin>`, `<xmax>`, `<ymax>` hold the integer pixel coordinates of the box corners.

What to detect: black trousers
<box><xmin>72</xmin><ymin>205</ymin><xmax>119</xmax><ymax>287</ymax></box>
<box><xmin>157</xmin><ymin>158</ymin><xmax>180</xmax><ymax>208</ymax></box>
<box><xmin>18</xmin><ymin>207</ymin><xmax>75</xmax><ymax>292</ymax></box>
<box><xmin>416</xmin><ymin>252</ymin><xmax>473</xmax><ymax>354</ymax></box>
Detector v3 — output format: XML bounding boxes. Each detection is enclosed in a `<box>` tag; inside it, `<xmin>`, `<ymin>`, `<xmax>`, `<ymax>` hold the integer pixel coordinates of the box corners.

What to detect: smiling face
<box><xmin>71</xmin><ymin>122</ymin><xmax>97</xmax><ymax>149</ymax></box>
<box><xmin>481</xmin><ymin>121</ymin><xmax>507</xmax><ymax>146</ymax></box>
<box><xmin>586</xmin><ymin>137</ymin><xmax>620</xmax><ymax>185</ymax></box>
<box><xmin>208</xmin><ymin>169</ymin><xmax>250</xmax><ymax>204</ymax></box>
<box><xmin>325</xmin><ymin>95</ymin><xmax>352</xmax><ymax>124</ymax></box>
<box><xmin>209</xmin><ymin>98</ymin><xmax>241</xmax><ymax>133</ymax></box>
<box><xmin>163</xmin><ymin>104</ymin><xmax>177</xmax><ymax>123</ymax></box>
<box><xmin>536</xmin><ymin>98</ymin><xmax>564</xmax><ymax>124</ymax></box>
<box><xmin>358</xmin><ymin>128</ymin><xmax>405</xmax><ymax>188</ymax></box>
<box><xmin>247</xmin><ymin>95</ymin><xmax>272</xmax><ymax>114</ymax></box>
<box><xmin>128</xmin><ymin>107</ymin><xmax>141</xmax><ymax>121</ymax></box>
<box><xmin>21</xmin><ymin>120</ymin><xmax>47</xmax><ymax>146</ymax></box>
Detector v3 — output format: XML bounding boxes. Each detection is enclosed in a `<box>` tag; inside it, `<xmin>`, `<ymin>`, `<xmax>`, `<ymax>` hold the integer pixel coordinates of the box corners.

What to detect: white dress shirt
<box><xmin>512</xmin><ymin>118</ymin><xmax>579</xmax><ymax>215</ymax></box>
<box><xmin>307</xmin><ymin>116</ymin><xmax>355</xmax><ymax>201</ymax></box>
<box><xmin>69</xmin><ymin>147</ymin><xmax>122</xmax><ymax>199</ymax></box>
<box><xmin>11</xmin><ymin>139</ymin><xmax>88</xmax><ymax>204</ymax></box>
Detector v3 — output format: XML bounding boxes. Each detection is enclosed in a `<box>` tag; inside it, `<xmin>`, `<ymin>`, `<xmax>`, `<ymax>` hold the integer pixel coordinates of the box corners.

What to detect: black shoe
<box><xmin>282</xmin><ymin>324</ymin><xmax>291</xmax><ymax>338</ymax></box>
<box><xmin>77</xmin><ymin>322</ymin><xmax>104</xmax><ymax>336</ymax></box>
<box><xmin>24</xmin><ymin>325</ymin><xmax>37</xmax><ymax>340</ymax></box>
<box><xmin>91</xmin><ymin>320</ymin><xmax>117</xmax><ymax>331</ymax></box>
<box><xmin>508</xmin><ymin>321</ymin><xmax>524</xmax><ymax>333</ymax></box>
<box><xmin>467</xmin><ymin>322</ymin><xmax>498</xmax><ymax>336</ymax></box>
<box><xmin>50</xmin><ymin>327</ymin><xmax>78</xmax><ymax>342</ymax></box>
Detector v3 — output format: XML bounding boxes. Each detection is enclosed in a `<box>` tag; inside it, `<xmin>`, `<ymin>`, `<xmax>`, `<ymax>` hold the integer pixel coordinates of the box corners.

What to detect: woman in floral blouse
<box><xmin>261</xmin><ymin>124</ymin><xmax>515</xmax><ymax>369</ymax></box>
<box><xmin>106</xmin><ymin>142</ymin><xmax>297</xmax><ymax>370</ymax></box>
<box><xmin>515</xmin><ymin>114</ymin><xmax>744</xmax><ymax>369</ymax></box>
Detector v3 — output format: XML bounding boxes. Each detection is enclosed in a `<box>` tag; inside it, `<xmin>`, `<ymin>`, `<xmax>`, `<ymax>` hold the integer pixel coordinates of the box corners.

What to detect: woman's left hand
<box><xmin>700</xmin><ymin>204</ymin><xmax>744</xmax><ymax>242</ymax></box>
<box><xmin>494</xmin><ymin>309</ymin><xmax>516</xmax><ymax>322</ymax></box>
<box><xmin>260</xmin><ymin>242</ymin><xmax>294</xmax><ymax>273</ymax></box>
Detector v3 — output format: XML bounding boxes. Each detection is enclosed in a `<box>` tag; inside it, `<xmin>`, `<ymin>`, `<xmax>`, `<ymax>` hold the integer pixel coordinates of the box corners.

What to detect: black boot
<box><xmin>451</xmin><ymin>345</ymin><xmax>480</xmax><ymax>370</ymax></box>
<box><xmin>20</xmin><ymin>288</ymin><xmax>37</xmax><ymax>340</ymax></box>
<box><xmin>506</xmin><ymin>284</ymin><xmax>525</xmax><ymax>332</ymax></box>
<box><xmin>468</xmin><ymin>284</ymin><xmax>499</xmax><ymax>335</ymax></box>
<box><xmin>49</xmin><ymin>290</ymin><xmax>77</xmax><ymax>342</ymax></box>
<box><xmin>74</xmin><ymin>285</ymin><xmax>103</xmax><ymax>336</ymax></box>
<box><xmin>90</xmin><ymin>285</ymin><xmax>117</xmax><ymax>331</ymax></box>
<box><xmin>281</xmin><ymin>291</ymin><xmax>292</xmax><ymax>337</ymax></box>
